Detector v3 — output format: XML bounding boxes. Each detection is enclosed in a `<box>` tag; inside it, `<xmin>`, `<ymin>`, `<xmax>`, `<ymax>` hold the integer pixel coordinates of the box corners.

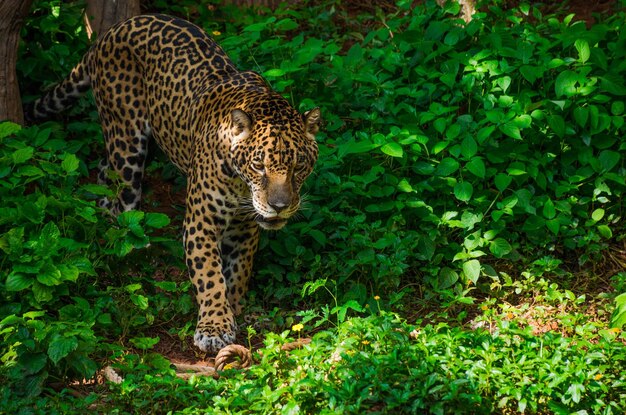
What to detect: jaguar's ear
<box><xmin>303</xmin><ymin>108</ymin><xmax>321</xmax><ymax>139</ymax></box>
<box><xmin>231</xmin><ymin>109</ymin><xmax>253</xmax><ymax>145</ymax></box>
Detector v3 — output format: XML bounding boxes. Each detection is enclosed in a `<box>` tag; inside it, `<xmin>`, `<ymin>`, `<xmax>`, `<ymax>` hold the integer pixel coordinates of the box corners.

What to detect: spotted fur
<box><xmin>27</xmin><ymin>14</ymin><xmax>320</xmax><ymax>353</ymax></box>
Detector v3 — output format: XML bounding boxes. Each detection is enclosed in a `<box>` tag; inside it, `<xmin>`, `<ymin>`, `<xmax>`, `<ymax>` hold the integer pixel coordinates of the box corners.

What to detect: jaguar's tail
<box><xmin>24</xmin><ymin>54</ymin><xmax>91</xmax><ymax>122</ymax></box>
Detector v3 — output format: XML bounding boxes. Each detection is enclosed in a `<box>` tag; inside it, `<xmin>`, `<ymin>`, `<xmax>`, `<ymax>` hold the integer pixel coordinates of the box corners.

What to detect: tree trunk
<box><xmin>0</xmin><ymin>0</ymin><xmax>33</xmax><ymax>125</ymax></box>
<box><xmin>84</xmin><ymin>0</ymin><xmax>141</xmax><ymax>39</ymax></box>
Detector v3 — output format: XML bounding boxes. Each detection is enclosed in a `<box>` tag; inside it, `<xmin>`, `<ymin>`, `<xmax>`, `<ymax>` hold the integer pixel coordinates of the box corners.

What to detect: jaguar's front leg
<box><xmin>221</xmin><ymin>217</ymin><xmax>260</xmax><ymax>316</ymax></box>
<box><xmin>184</xmin><ymin>184</ymin><xmax>236</xmax><ymax>353</ymax></box>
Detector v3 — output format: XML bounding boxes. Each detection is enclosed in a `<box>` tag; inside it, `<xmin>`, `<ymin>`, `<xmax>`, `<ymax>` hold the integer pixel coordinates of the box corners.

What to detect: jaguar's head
<box><xmin>229</xmin><ymin>98</ymin><xmax>320</xmax><ymax>230</ymax></box>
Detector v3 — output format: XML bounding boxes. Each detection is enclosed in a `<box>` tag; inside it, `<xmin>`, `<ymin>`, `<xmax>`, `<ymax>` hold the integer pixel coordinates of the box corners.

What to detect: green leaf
<box><xmin>438</xmin><ymin>267</ymin><xmax>459</xmax><ymax>289</ymax></box>
<box><xmin>610</xmin><ymin>292</ymin><xmax>626</xmax><ymax>328</ymax></box>
<box><xmin>506</xmin><ymin>167</ymin><xmax>526</xmax><ymax>176</ymax></box>
<box><xmin>118</xmin><ymin>210</ymin><xmax>144</xmax><ymax>227</ymax></box>
<box><xmin>490</xmin><ymin>238</ymin><xmax>512</xmax><ymax>257</ymax></box>
<box><xmin>16</xmin><ymin>165</ymin><xmax>44</xmax><ymax>178</ymax></box>
<box><xmin>0</xmin><ymin>227</ymin><xmax>24</xmax><ymax>255</ymax></box>
<box><xmin>520</xmin><ymin>65</ymin><xmax>539</xmax><ymax>84</ymax></box>
<box><xmin>446</xmin><ymin>124</ymin><xmax>461</xmax><ymax>140</ymax></box>
<box><xmin>0</xmin><ymin>121</ymin><xmax>21</xmax><ymax>139</ymax></box>
<box><xmin>69</xmin><ymin>257</ymin><xmax>96</xmax><ymax>276</ymax></box>
<box><xmin>337</xmin><ymin>139</ymin><xmax>378</xmax><ymax>158</ymax></box>
<box><xmin>32</xmin><ymin>281</ymin><xmax>54</xmax><ymax>303</ymax></box>
<box><xmin>466</xmin><ymin>158</ymin><xmax>485</xmax><ymax>178</ymax></box>
<box><xmin>573</xmin><ymin>107</ymin><xmax>588</xmax><ymax>128</ymax></box>
<box><xmin>36</xmin><ymin>222</ymin><xmax>60</xmax><ymax>256</ymax></box>
<box><xmin>20</xmin><ymin>352</ymin><xmax>47</xmax><ymax>375</ymax></box>
<box><xmin>597</xmin><ymin>224</ymin><xmax>612</xmax><ymax>238</ymax></box>
<box><xmin>380</xmin><ymin>142</ymin><xmax>403</xmax><ymax>158</ymax></box>
<box><xmin>125</xmin><ymin>283</ymin><xmax>142</xmax><ymax>293</ymax></box>
<box><xmin>599</xmin><ymin>74</ymin><xmax>626</xmax><ymax>96</ymax></box>
<box><xmin>145</xmin><ymin>213</ymin><xmax>170</xmax><ymax>229</ymax></box>
<box><xmin>243</xmin><ymin>18</ymin><xmax>274</xmax><ymax>32</ymax></box>
<box><xmin>0</xmin><ymin>315</ymin><xmax>22</xmax><ymax>326</ymax></box>
<box><xmin>154</xmin><ymin>281</ymin><xmax>177</xmax><ymax>292</ymax></box>
<box><xmin>61</xmin><ymin>154</ymin><xmax>80</xmax><ymax>173</ymax></box>
<box><xmin>546</xmin><ymin>218</ymin><xmax>560</xmax><ymax>235</ymax></box>
<box><xmin>48</xmin><ymin>335</ymin><xmax>79</xmax><ymax>365</ymax></box>
<box><xmin>309</xmin><ymin>229</ymin><xmax>327</xmax><ymax>245</ymax></box>
<box><xmin>566</xmin><ymin>383</ymin><xmax>585</xmax><ymax>404</ymax></box>
<box><xmin>460</xmin><ymin>136</ymin><xmax>477</xmax><ymax>159</ymax></box>
<box><xmin>591</xmin><ymin>208</ymin><xmax>605</xmax><ymax>222</ymax></box>
<box><xmin>263</xmin><ymin>68</ymin><xmax>285</xmax><ymax>77</ymax></box>
<box><xmin>435</xmin><ymin>158</ymin><xmax>459</xmax><ymax>176</ymax></box>
<box><xmin>462</xmin><ymin>259</ymin><xmax>481</xmax><ymax>284</ymax></box>
<box><xmin>496</xmin><ymin>76</ymin><xmax>512</xmax><ymax>93</ymax></box>
<box><xmin>130</xmin><ymin>294</ymin><xmax>149</xmax><ymax>310</ymax></box>
<box><xmin>281</xmin><ymin>401</ymin><xmax>300</xmax><ymax>415</ymax></box>
<box><xmin>542</xmin><ymin>198</ymin><xmax>556</xmax><ymax>219</ymax></box>
<box><xmin>12</xmin><ymin>147</ymin><xmax>34</xmax><ymax>164</ymax></box>
<box><xmin>129</xmin><ymin>336</ymin><xmax>160</xmax><ymax>350</ymax></box>
<box><xmin>397</xmin><ymin>179</ymin><xmax>414</xmax><ymax>193</ymax></box>
<box><xmin>58</xmin><ymin>264</ymin><xmax>79</xmax><ymax>283</ymax></box>
<box><xmin>97</xmin><ymin>313</ymin><xmax>113</xmax><ymax>325</ymax></box>
<box><xmin>555</xmin><ymin>70</ymin><xmax>579</xmax><ymax>98</ymax></box>
<box><xmin>5</xmin><ymin>273</ymin><xmax>34</xmax><ymax>291</ymax></box>
<box><xmin>513</xmin><ymin>114</ymin><xmax>532</xmax><ymax>129</ymax></box>
<box><xmin>79</xmin><ymin>183</ymin><xmax>115</xmax><ymax>197</ymax></box>
<box><xmin>500</xmin><ymin>123</ymin><xmax>521</xmax><ymax>140</ymax></box>
<box><xmin>548</xmin><ymin>115</ymin><xmax>565</xmax><ymax>138</ymax></box>
<box><xmin>37</xmin><ymin>264</ymin><xmax>62</xmax><ymax>286</ymax></box>
<box><xmin>598</xmin><ymin>150</ymin><xmax>620</xmax><ymax>172</ymax></box>
<box><xmin>453</xmin><ymin>182</ymin><xmax>473</xmax><ymax>202</ymax></box>
<box><xmin>433</xmin><ymin>118</ymin><xmax>447</xmax><ymax>134</ymax></box>
<box><xmin>20</xmin><ymin>202</ymin><xmax>45</xmax><ymax>224</ymax></box>
<box><xmin>275</xmin><ymin>18</ymin><xmax>298</xmax><ymax>31</ymax></box>
<box><xmin>476</xmin><ymin>125</ymin><xmax>495</xmax><ymax>144</ymax></box>
<box><xmin>494</xmin><ymin>174</ymin><xmax>512</xmax><ymax>192</ymax></box>
<box><xmin>332</xmin><ymin>300</ymin><xmax>363</xmax><ymax>323</ymax></box>
<box><xmin>574</xmin><ymin>39</ymin><xmax>590</xmax><ymax>64</ymax></box>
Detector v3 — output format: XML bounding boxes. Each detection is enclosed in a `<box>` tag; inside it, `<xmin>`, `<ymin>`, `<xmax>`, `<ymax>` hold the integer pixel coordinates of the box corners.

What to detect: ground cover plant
<box><xmin>2</xmin><ymin>0</ymin><xmax>626</xmax><ymax>413</ymax></box>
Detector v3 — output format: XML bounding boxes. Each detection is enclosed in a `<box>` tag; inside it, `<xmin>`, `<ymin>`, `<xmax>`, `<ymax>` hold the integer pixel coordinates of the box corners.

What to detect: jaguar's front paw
<box><xmin>193</xmin><ymin>323</ymin><xmax>237</xmax><ymax>354</ymax></box>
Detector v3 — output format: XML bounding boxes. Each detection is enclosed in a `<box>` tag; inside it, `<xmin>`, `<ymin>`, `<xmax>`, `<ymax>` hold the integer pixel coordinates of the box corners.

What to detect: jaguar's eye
<box><xmin>251</xmin><ymin>160</ymin><xmax>265</xmax><ymax>174</ymax></box>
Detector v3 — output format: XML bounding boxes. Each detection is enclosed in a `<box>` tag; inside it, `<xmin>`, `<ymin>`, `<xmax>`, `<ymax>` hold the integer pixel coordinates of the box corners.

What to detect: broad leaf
<box><xmin>48</xmin><ymin>335</ymin><xmax>79</xmax><ymax>365</ymax></box>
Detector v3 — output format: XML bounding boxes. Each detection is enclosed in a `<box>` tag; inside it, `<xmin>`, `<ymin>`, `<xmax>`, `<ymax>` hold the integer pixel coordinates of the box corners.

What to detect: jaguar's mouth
<box><xmin>255</xmin><ymin>215</ymin><xmax>288</xmax><ymax>230</ymax></box>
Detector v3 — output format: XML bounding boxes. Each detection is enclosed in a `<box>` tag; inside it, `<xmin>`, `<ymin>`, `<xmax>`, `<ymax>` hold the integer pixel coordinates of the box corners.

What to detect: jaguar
<box><xmin>26</xmin><ymin>13</ymin><xmax>320</xmax><ymax>353</ymax></box>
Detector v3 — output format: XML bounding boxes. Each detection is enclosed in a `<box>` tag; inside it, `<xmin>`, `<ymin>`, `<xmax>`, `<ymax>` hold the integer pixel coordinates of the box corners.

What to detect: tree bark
<box><xmin>0</xmin><ymin>0</ymin><xmax>33</xmax><ymax>124</ymax></box>
<box><xmin>84</xmin><ymin>0</ymin><xmax>141</xmax><ymax>39</ymax></box>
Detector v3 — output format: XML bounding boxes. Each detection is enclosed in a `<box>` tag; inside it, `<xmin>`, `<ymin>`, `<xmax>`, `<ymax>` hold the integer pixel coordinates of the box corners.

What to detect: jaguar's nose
<box><xmin>268</xmin><ymin>200</ymin><xmax>289</xmax><ymax>213</ymax></box>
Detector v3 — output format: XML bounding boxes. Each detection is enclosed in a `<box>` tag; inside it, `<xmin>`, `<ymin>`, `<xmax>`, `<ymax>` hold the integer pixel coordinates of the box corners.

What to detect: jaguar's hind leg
<box><xmin>97</xmin><ymin>124</ymin><xmax>150</xmax><ymax>214</ymax></box>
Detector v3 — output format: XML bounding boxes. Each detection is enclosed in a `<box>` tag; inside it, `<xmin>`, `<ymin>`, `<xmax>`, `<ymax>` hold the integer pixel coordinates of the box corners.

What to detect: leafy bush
<box><xmin>7</xmin><ymin>299</ymin><xmax>624</xmax><ymax>414</ymax></box>
<box><xmin>0</xmin><ymin>122</ymin><xmax>175</xmax><ymax>396</ymax></box>
<box><xmin>201</xmin><ymin>1</ymin><xmax>626</xmax><ymax>305</ymax></box>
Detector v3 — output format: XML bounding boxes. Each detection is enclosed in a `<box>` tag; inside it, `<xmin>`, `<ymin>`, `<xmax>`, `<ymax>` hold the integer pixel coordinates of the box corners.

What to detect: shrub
<box><xmin>208</xmin><ymin>1</ymin><xmax>626</xmax><ymax>304</ymax></box>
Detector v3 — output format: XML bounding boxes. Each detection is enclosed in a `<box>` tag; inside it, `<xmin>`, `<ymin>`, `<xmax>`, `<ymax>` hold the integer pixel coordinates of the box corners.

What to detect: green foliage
<box><xmin>19</xmin><ymin>0</ymin><xmax>90</xmax><ymax>102</ymax></box>
<box><xmin>611</xmin><ymin>291</ymin><xmax>626</xmax><ymax>328</ymax></box>
<box><xmin>7</xmin><ymin>297</ymin><xmax>625</xmax><ymax>414</ymax></box>
<box><xmin>206</xmin><ymin>1</ymin><xmax>626</xmax><ymax>305</ymax></box>
<box><xmin>0</xmin><ymin>122</ymin><xmax>176</xmax><ymax>396</ymax></box>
